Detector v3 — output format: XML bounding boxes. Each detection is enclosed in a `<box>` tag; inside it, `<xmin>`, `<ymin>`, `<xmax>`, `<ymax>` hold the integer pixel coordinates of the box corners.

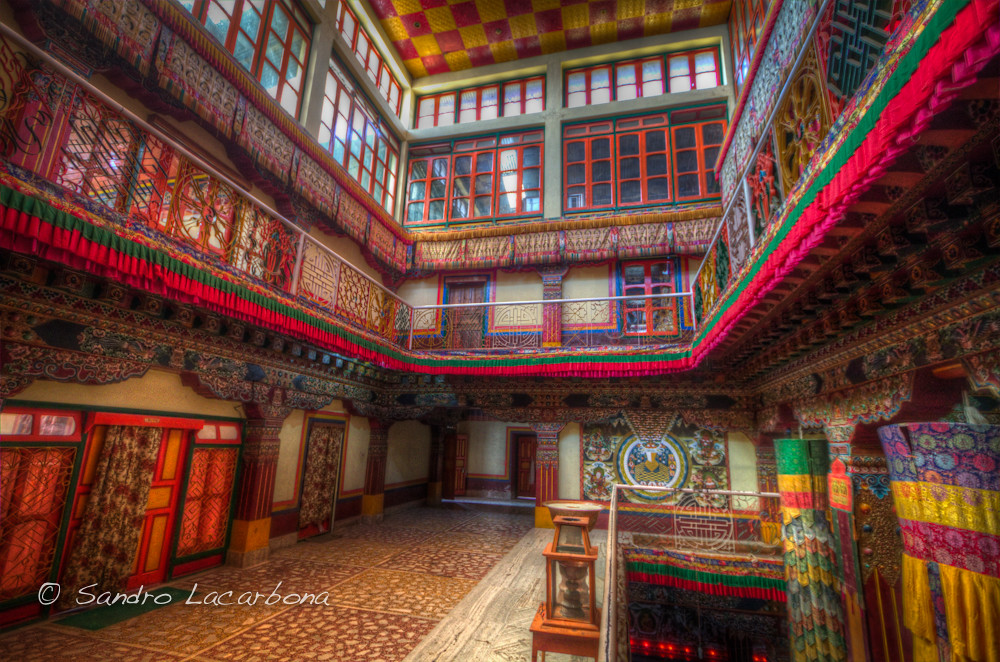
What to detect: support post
<box><xmin>362</xmin><ymin>419</ymin><xmax>390</xmax><ymax>522</ymax></box>
<box><xmin>531</xmin><ymin>422</ymin><xmax>565</xmax><ymax>528</ymax></box>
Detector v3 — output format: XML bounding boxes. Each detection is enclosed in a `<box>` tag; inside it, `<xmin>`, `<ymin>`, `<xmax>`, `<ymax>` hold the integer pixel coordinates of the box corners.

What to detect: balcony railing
<box><xmin>599</xmin><ymin>484</ymin><xmax>782</xmax><ymax>661</ymax></box>
<box><xmin>0</xmin><ymin>23</ymin><xmax>701</xmax><ymax>361</ymax></box>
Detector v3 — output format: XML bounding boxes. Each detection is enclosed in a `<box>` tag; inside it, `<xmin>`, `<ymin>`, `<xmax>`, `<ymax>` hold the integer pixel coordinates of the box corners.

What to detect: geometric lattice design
<box><xmin>826</xmin><ymin>0</ymin><xmax>893</xmax><ymax>101</ymax></box>
<box><xmin>0</xmin><ymin>447</ymin><xmax>76</xmax><ymax>602</ymax></box>
<box><xmin>724</xmin><ymin>185</ymin><xmax>751</xmax><ymax>276</ymax></box>
<box><xmin>176</xmin><ymin>448</ymin><xmax>238</xmax><ymax>558</ymax></box>
<box><xmin>369</xmin><ymin>0</ymin><xmax>733</xmax><ymax>77</ymax></box>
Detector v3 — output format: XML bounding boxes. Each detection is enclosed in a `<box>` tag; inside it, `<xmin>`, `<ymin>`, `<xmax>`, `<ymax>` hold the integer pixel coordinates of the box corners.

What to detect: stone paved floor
<box><xmin>0</xmin><ymin>503</ymin><xmax>588</xmax><ymax>662</ymax></box>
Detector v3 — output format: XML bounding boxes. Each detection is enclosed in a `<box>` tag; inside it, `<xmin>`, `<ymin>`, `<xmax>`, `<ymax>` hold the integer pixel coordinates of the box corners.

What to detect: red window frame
<box><xmin>448</xmin><ymin>147</ymin><xmax>495</xmax><ymax>223</ymax></box>
<box><xmin>405</xmin><ymin>131</ymin><xmax>543</xmax><ymax>228</ymax></box>
<box><xmin>615</xmin><ymin>115</ymin><xmax>672</xmax><ymax>207</ymax></box>
<box><xmin>671</xmin><ymin>119</ymin><xmax>726</xmax><ymax>201</ymax></box>
<box><xmin>181</xmin><ymin>0</ymin><xmax>311</xmax><ymax>118</ymax></box>
<box><xmin>336</xmin><ymin>1</ymin><xmax>403</xmax><ymax>116</ymax></box>
<box><xmin>405</xmin><ymin>154</ymin><xmax>450</xmax><ymax>225</ymax></box>
<box><xmin>458</xmin><ymin>84</ymin><xmax>500</xmax><ymax>124</ymax></box>
<box><xmin>495</xmin><ymin>139</ymin><xmax>542</xmax><ymax>218</ymax></box>
<box><xmin>416</xmin><ymin>92</ymin><xmax>456</xmax><ymax>129</ymax></box>
<box><xmin>0</xmin><ymin>408</ymin><xmax>83</xmax><ymax>441</ymax></box>
<box><xmin>621</xmin><ymin>260</ymin><xmax>678</xmax><ymax>336</ymax></box>
<box><xmin>667</xmin><ymin>49</ymin><xmax>722</xmax><ymax>93</ymax></box>
<box><xmin>563</xmin><ymin>122</ymin><xmax>615</xmax><ymax>211</ymax></box>
<box><xmin>502</xmin><ymin>77</ymin><xmax>545</xmax><ymax>117</ymax></box>
<box><xmin>565</xmin><ymin>65</ymin><xmax>612</xmax><ymax>108</ymax></box>
<box><xmin>615</xmin><ymin>57</ymin><xmax>665</xmax><ymax>101</ymax></box>
<box><xmin>730</xmin><ymin>0</ymin><xmax>770</xmax><ymax>91</ymax></box>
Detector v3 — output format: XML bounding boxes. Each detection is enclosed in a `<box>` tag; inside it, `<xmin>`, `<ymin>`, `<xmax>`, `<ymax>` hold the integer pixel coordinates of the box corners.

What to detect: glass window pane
<box><xmin>428</xmin><ymin>200</ymin><xmax>445</xmax><ymax>219</ymax></box>
<box><xmin>694</xmin><ymin>52</ymin><xmax>717</xmax><ymax>73</ymax></box>
<box><xmin>620</xmin><ymin>179</ymin><xmax>641</xmax><ymax>203</ymax></box>
<box><xmin>266</xmin><ymin>33</ymin><xmax>284</xmax><ymax>67</ymax></box>
<box><xmin>646</xmin><ymin>130</ymin><xmax>666</xmax><ymax>152</ymax></box>
<box><xmin>260</xmin><ymin>64</ymin><xmax>280</xmax><ymax>95</ymax></box>
<box><xmin>0</xmin><ymin>413</ymin><xmax>33</xmax><ymax>435</ymax></box>
<box><xmin>499</xmin><ymin>170</ymin><xmax>518</xmax><ymax>194</ymax></box>
<box><xmin>474</xmin><ymin>174</ymin><xmax>493</xmax><ymax>194</ymax></box>
<box><xmin>592</xmin><ymin>67</ymin><xmax>610</xmax><ymax>89</ymax></box>
<box><xmin>705</xmin><ymin>170</ymin><xmax>719</xmax><ymax>194</ymax></box>
<box><xmin>669</xmin><ymin>56</ymin><xmax>690</xmax><ymax>77</ymax></box>
<box><xmin>205</xmin><ymin>4</ymin><xmax>231</xmax><ymax>44</ymax></box>
<box><xmin>617</xmin><ymin>64</ymin><xmax>635</xmax><ymax>86</ymax></box>
<box><xmin>591</xmin><ymin>160</ymin><xmax>610</xmax><ymax>182</ymax></box>
<box><xmin>642</xmin><ymin>60</ymin><xmax>663</xmax><ymax>81</ymax></box>
<box><xmin>669</xmin><ymin>77</ymin><xmax>690</xmax><ymax>93</ymax></box>
<box><xmin>474</xmin><ymin>196</ymin><xmax>492</xmax><ymax>215</ymax></box>
<box><xmin>504</xmin><ymin>83</ymin><xmax>521</xmax><ymax>104</ymax></box>
<box><xmin>592</xmin><ymin>87</ymin><xmax>610</xmax><ymax>104</ymax></box>
<box><xmin>567</xmin><ymin>91</ymin><xmax>586</xmax><ymax>108</ymax></box>
<box><xmin>233</xmin><ymin>34</ymin><xmax>255</xmax><ymax>70</ymax></box>
<box><xmin>620</xmin><ymin>157</ymin><xmax>640</xmax><ymax>180</ymax></box>
<box><xmin>407</xmin><ymin>202</ymin><xmax>423</xmax><ymax>222</ymax></box>
<box><xmin>646</xmin><ymin>153</ymin><xmax>668</xmax><ymax>176</ymax></box>
<box><xmin>454</xmin><ymin>155</ymin><xmax>472</xmax><ymax>176</ymax></box>
<box><xmin>523</xmin><ymin>146</ymin><xmax>540</xmax><ymax>167</ymax></box>
<box><xmin>592</xmin><ymin>138</ymin><xmax>610</xmax><ymax>160</ymax></box>
<box><xmin>271</xmin><ymin>5</ymin><xmax>289</xmax><ymax>38</ymax></box>
<box><xmin>675</xmin><ymin>127</ymin><xmax>695</xmax><ymax>149</ymax></box>
<box><xmin>566</xmin><ymin>142</ymin><xmax>585</xmax><ymax>163</ymax></box>
<box><xmin>593</xmin><ymin>182</ymin><xmax>612</xmax><ymax>206</ymax></box>
<box><xmin>703</xmin><ymin>123</ymin><xmax>725</xmax><ymax>144</ymax></box>
<box><xmin>676</xmin><ymin>150</ymin><xmax>698</xmax><ymax>173</ymax></box>
<box><xmin>623</xmin><ymin>265</ymin><xmax>644</xmax><ymax>284</ymax></box>
<box><xmin>648</xmin><ymin>177</ymin><xmax>670</xmax><ymax>200</ymax></box>
<box><xmin>567</xmin><ymin>72</ymin><xmax>586</xmax><ymax>93</ymax></box>
<box><xmin>678</xmin><ymin>173</ymin><xmax>699</xmax><ymax>197</ymax></box>
<box><xmin>522</xmin><ymin>190</ymin><xmax>540</xmax><ymax>212</ymax></box>
<box><xmin>522</xmin><ymin>168</ymin><xmax>539</xmax><ymax>189</ymax></box>
<box><xmin>430</xmin><ymin>178</ymin><xmax>447</xmax><ymax>198</ymax></box>
<box><xmin>566</xmin><ymin>163</ymin><xmax>585</xmax><ymax>185</ymax></box>
<box><xmin>411</xmin><ymin>160</ymin><xmax>427</xmax><ymax>179</ymax></box>
<box><xmin>409</xmin><ymin>181</ymin><xmax>425</xmax><ymax>200</ymax></box>
<box><xmin>499</xmin><ymin>149</ymin><xmax>518</xmax><ymax>171</ymax></box>
<box><xmin>432</xmin><ymin>158</ymin><xmax>448</xmax><ymax>177</ymax></box>
<box><xmin>452</xmin><ymin>198</ymin><xmax>469</xmax><ymax>218</ymax></box>
<box><xmin>695</xmin><ymin>72</ymin><xmax>717</xmax><ymax>89</ymax></box>
<box><xmin>619</xmin><ymin>134</ymin><xmax>639</xmax><ymax>156</ymax></box>
<box><xmin>452</xmin><ymin>176</ymin><xmax>470</xmax><ymax>197</ymax></box>
<box><xmin>498</xmin><ymin>193</ymin><xmax>516</xmax><ymax>214</ymax></box>
<box><xmin>240</xmin><ymin>7</ymin><xmax>262</xmax><ymax>40</ymax></box>
<box><xmin>566</xmin><ymin>186</ymin><xmax>585</xmax><ymax>208</ymax></box>
<box><xmin>475</xmin><ymin>152</ymin><xmax>493</xmax><ymax>172</ymax></box>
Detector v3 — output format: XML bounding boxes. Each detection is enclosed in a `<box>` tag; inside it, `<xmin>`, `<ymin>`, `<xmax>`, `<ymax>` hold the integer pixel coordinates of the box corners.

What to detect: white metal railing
<box><xmin>599</xmin><ymin>484</ymin><xmax>781</xmax><ymax>661</ymax></box>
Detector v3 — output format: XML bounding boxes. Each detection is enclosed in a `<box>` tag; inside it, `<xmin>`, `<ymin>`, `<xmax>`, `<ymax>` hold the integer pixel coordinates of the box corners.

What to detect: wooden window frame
<box><xmin>0</xmin><ymin>407</ymin><xmax>83</xmax><ymax>442</ymax></box>
<box><xmin>614</xmin><ymin>57</ymin><xmax>665</xmax><ymax>101</ymax></box>
<box><xmin>405</xmin><ymin>154</ymin><xmax>450</xmax><ymax>225</ymax></box>
<box><xmin>620</xmin><ymin>259</ymin><xmax>678</xmax><ymax>337</ymax></box>
<box><xmin>182</xmin><ymin>0</ymin><xmax>311</xmax><ymax>118</ymax></box>
<box><xmin>495</xmin><ymin>142</ymin><xmax>543</xmax><ymax>218</ymax></box>
<box><xmin>563</xmin><ymin>129</ymin><xmax>615</xmax><ymax>211</ymax></box>
<box><xmin>448</xmin><ymin>148</ymin><xmax>496</xmax><ymax>224</ymax></box>
<box><xmin>615</xmin><ymin>116</ymin><xmax>673</xmax><ymax>207</ymax></box>
<box><xmin>730</xmin><ymin>0</ymin><xmax>769</xmax><ymax>91</ymax></box>
<box><xmin>416</xmin><ymin>92</ymin><xmax>457</xmax><ymax>129</ymax></box>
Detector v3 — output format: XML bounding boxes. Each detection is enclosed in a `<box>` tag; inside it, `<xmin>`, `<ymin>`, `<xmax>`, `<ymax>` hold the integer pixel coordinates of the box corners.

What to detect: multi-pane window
<box><xmin>319</xmin><ymin>59</ymin><xmax>400</xmax><ymax>214</ymax></box>
<box><xmin>405</xmin><ymin>131</ymin><xmax>543</xmax><ymax>228</ymax></box>
<box><xmin>563</xmin><ymin>106</ymin><xmax>726</xmax><ymax>213</ymax></box>
<box><xmin>616</xmin><ymin>58</ymin><xmax>664</xmax><ymax>101</ymax></box>
<box><xmin>179</xmin><ymin>0</ymin><xmax>311</xmax><ymax>117</ymax></box>
<box><xmin>459</xmin><ymin>85</ymin><xmax>499</xmax><ymax>123</ymax></box>
<box><xmin>502</xmin><ymin>77</ymin><xmax>544</xmax><ymax>117</ymax></box>
<box><xmin>622</xmin><ymin>260</ymin><xmax>678</xmax><ymax>336</ymax></box>
<box><xmin>564</xmin><ymin>49</ymin><xmax>721</xmax><ymax>107</ymax></box>
<box><xmin>667</xmin><ymin>49</ymin><xmax>722</xmax><ymax>93</ymax></box>
<box><xmin>566</xmin><ymin>65</ymin><xmax>612</xmax><ymax>108</ymax></box>
<box><xmin>415</xmin><ymin>76</ymin><xmax>544</xmax><ymax>129</ymax></box>
<box><xmin>730</xmin><ymin>0</ymin><xmax>770</xmax><ymax>91</ymax></box>
<box><xmin>337</xmin><ymin>1</ymin><xmax>402</xmax><ymax>116</ymax></box>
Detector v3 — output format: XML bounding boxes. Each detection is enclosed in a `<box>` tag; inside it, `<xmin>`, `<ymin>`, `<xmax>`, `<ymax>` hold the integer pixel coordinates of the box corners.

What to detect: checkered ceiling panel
<box><xmin>367</xmin><ymin>0</ymin><xmax>733</xmax><ymax>78</ymax></box>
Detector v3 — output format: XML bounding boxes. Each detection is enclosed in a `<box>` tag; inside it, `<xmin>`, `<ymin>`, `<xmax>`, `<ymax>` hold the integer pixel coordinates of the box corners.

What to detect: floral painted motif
<box><xmin>298</xmin><ymin>423</ymin><xmax>345</xmax><ymax>531</ymax></box>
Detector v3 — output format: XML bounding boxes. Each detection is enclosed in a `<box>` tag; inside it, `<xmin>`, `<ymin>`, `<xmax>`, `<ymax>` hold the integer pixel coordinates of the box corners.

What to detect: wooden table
<box><xmin>529</xmin><ymin>603</ymin><xmax>601</xmax><ymax>661</ymax></box>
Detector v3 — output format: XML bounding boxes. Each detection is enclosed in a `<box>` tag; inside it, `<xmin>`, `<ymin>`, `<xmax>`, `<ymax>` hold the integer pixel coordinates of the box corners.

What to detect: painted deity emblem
<box><xmin>615</xmin><ymin>434</ymin><xmax>689</xmax><ymax>502</ymax></box>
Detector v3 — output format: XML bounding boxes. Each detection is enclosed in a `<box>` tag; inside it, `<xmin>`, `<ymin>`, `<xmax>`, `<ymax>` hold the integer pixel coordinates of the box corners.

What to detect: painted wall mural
<box><xmin>581</xmin><ymin>415</ymin><xmax>730</xmax><ymax>504</ymax></box>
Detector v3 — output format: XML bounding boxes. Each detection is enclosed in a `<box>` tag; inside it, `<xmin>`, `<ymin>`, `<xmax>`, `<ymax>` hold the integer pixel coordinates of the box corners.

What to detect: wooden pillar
<box><xmin>228</xmin><ymin>404</ymin><xmax>289</xmax><ymax>568</ymax></box>
<box><xmin>531</xmin><ymin>422</ymin><xmax>564</xmax><ymax>528</ymax></box>
<box><xmin>775</xmin><ymin>437</ymin><xmax>848</xmax><ymax>662</ymax></box>
<box><xmin>539</xmin><ymin>266</ymin><xmax>568</xmax><ymax>348</ymax></box>
<box><xmin>426</xmin><ymin>424</ymin><xmax>446</xmax><ymax>506</ymax></box>
<box><xmin>362</xmin><ymin>419</ymin><xmax>390</xmax><ymax>522</ymax></box>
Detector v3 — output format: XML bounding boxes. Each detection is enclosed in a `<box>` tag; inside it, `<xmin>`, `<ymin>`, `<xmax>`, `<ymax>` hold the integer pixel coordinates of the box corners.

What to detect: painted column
<box><xmin>362</xmin><ymin>419</ymin><xmax>390</xmax><ymax>523</ymax></box>
<box><xmin>775</xmin><ymin>437</ymin><xmax>848</xmax><ymax>662</ymax></box>
<box><xmin>228</xmin><ymin>405</ymin><xmax>289</xmax><ymax>568</ymax></box>
<box><xmin>426</xmin><ymin>424</ymin><xmax>446</xmax><ymax>506</ymax></box>
<box><xmin>531</xmin><ymin>422</ymin><xmax>564</xmax><ymax>528</ymax></box>
<box><xmin>539</xmin><ymin>265</ymin><xmax>569</xmax><ymax>347</ymax></box>
<box><xmin>878</xmin><ymin>423</ymin><xmax>1000</xmax><ymax>662</ymax></box>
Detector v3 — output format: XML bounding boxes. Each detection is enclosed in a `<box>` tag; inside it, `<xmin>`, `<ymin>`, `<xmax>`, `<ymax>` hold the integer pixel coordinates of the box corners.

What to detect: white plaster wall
<box><xmin>386</xmin><ymin>420</ymin><xmax>430</xmax><ymax>485</ymax></box>
<box><xmin>728</xmin><ymin>431</ymin><xmax>759</xmax><ymax>509</ymax></box>
<box><xmin>494</xmin><ymin>271</ymin><xmax>542</xmax><ymax>327</ymax></box>
<box><xmin>558</xmin><ymin>422</ymin><xmax>582</xmax><ymax>500</ymax></box>
<box><xmin>460</xmin><ymin>420</ymin><xmax>527</xmax><ymax>477</ymax></box>
<box><xmin>563</xmin><ymin>264</ymin><xmax>614</xmax><ymax>326</ymax></box>
<box><xmin>272</xmin><ymin>401</ymin><xmax>348</xmax><ymax>507</ymax></box>
<box><xmin>342</xmin><ymin>415</ymin><xmax>370</xmax><ymax>495</ymax></box>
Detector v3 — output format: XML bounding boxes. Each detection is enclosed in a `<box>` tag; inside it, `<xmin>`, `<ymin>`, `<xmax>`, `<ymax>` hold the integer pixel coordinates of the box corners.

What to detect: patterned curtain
<box><xmin>58</xmin><ymin>425</ymin><xmax>162</xmax><ymax>609</ymax></box>
<box><xmin>298</xmin><ymin>424</ymin><xmax>345</xmax><ymax>531</ymax></box>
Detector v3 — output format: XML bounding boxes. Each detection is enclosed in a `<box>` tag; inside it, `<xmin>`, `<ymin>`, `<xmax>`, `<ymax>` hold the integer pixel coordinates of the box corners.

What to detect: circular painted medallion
<box><xmin>615</xmin><ymin>434</ymin><xmax>689</xmax><ymax>502</ymax></box>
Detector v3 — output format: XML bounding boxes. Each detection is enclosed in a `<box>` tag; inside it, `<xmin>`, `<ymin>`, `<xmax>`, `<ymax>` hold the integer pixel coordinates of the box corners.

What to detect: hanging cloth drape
<box><xmin>297</xmin><ymin>424</ymin><xmax>344</xmax><ymax>531</ymax></box>
<box><xmin>58</xmin><ymin>425</ymin><xmax>162</xmax><ymax>609</ymax></box>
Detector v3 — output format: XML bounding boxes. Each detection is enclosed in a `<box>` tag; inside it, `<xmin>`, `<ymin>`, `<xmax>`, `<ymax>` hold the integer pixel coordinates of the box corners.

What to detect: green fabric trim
<box><xmin>694</xmin><ymin>0</ymin><xmax>970</xmax><ymax>344</ymax></box>
<box><xmin>627</xmin><ymin>560</ymin><xmax>786</xmax><ymax>591</ymax></box>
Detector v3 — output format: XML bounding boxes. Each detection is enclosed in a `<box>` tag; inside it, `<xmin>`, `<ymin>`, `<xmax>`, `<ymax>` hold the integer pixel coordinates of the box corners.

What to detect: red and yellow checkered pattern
<box><xmin>368</xmin><ymin>0</ymin><xmax>733</xmax><ymax>77</ymax></box>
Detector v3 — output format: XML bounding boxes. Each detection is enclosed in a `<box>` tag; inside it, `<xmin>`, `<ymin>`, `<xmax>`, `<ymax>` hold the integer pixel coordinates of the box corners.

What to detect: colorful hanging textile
<box><xmin>58</xmin><ymin>426</ymin><xmax>162</xmax><ymax>609</ymax></box>
<box><xmin>298</xmin><ymin>424</ymin><xmax>345</xmax><ymax>530</ymax></box>
<box><xmin>625</xmin><ymin>547</ymin><xmax>786</xmax><ymax>602</ymax></box>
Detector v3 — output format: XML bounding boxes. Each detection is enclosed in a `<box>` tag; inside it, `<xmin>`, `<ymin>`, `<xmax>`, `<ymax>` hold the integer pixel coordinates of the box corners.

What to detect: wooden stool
<box><xmin>529</xmin><ymin>603</ymin><xmax>601</xmax><ymax>661</ymax></box>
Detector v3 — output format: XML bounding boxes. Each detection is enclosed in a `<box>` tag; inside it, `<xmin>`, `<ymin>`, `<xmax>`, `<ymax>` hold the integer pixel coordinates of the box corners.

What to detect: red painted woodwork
<box><xmin>863</xmin><ymin>569</ymin><xmax>912</xmax><ymax>662</ymax></box>
<box><xmin>127</xmin><ymin>428</ymin><xmax>189</xmax><ymax>589</ymax></box>
<box><xmin>453</xmin><ymin>434</ymin><xmax>468</xmax><ymax>497</ymax></box>
<box><xmin>446</xmin><ymin>280</ymin><xmax>486</xmax><ymax>349</ymax></box>
<box><xmin>516</xmin><ymin>434</ymin><xmax>537</xmax><ymax>498</ymax></box>
<box><xmin>443</xmin><ymin>432</ymin><xmax>468</xmax><ymax>499</ymax></box>
<box><xmin>175</xmin><ymin>447</ymin><xmax>238</xmax><ymax>558</ymax></box>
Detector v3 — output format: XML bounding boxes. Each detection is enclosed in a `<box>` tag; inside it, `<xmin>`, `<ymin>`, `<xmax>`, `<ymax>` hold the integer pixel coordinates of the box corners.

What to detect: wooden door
<box><xmin>127</xmin><ymin>429</ymin><xmax>188</xmax><ymax>589</ymax></box>
<box><xmin>446</xmin><ymin>280</ymin><xmax>485</xmax><ymax>349</ymax></box>
<box><xmin>453</xmin><ymin>433</ymin><xmax>468</xmax><ymax>497</ymax></box>
<box><xmin>516</xmin><ymin>434</ymin><xmax>536</xmax><ymax>498</ymax></box>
